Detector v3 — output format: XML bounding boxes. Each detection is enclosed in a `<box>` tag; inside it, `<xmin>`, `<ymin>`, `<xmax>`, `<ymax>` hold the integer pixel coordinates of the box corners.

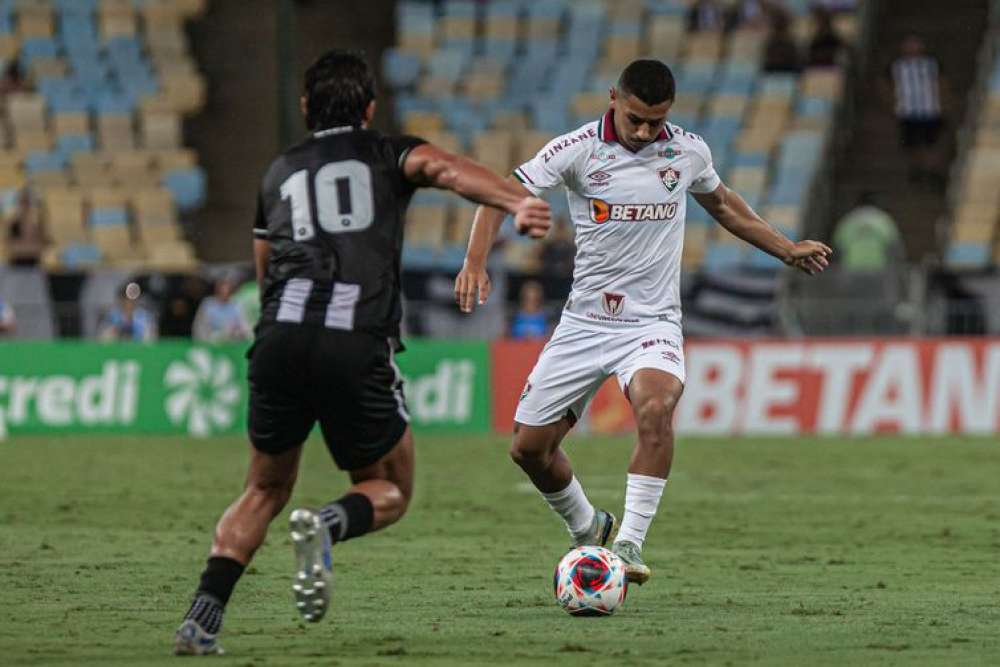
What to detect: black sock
<box><xmin>318</xmin><ymin>493</ymin><xmax>375</xmax><ymax>543</ymax></box>
<box><xmin>183</xmin><ymin>556</ymin><xmax>245</xmax><ymax>634</ymax></box>
<box><xmin>196</xmin><ymin>556</ymin><xmax>245</xmax><ymax>606</ymax></box>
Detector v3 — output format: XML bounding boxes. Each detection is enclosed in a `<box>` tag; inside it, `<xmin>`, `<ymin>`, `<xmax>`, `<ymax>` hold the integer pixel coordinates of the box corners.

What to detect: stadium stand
<box><xmin>0</xmin><ymin>0</ymin><xmax>207</xmax><ymax>273</ymax></box>
<box><xmin>943</xmin><ymin>0</ymin><xmax>1000</xmax><ymax>269</ymax></box>
<box><xmin>382</xmin><ymin>0</ymin><xmax>857</xmax><ymax>278</ymax></box>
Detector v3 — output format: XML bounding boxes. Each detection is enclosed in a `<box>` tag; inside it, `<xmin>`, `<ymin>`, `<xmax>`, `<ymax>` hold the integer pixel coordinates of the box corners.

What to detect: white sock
<box><xmin>540</xmin><ymin>476</ymin><xmax>595</xmax><ymax>540</ymax></box>
<box><xmin>615</xmin><ymin>473</ymin><xmax>667</xmax><ymax>549</ymax></box>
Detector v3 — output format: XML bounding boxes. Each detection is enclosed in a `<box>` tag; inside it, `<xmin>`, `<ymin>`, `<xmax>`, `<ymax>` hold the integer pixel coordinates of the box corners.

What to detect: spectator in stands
<box><xmin>0</xmin><ymin>60</ymin><xmax>28</xmax><ymax>98</ymax></box>
<box><xmin>510</xmin><ymin>280</ymin><xmax>548</xmax><ymax>339</ymax></box>
<box><xmin>159</xmin><ymin>275</ymin><xmax>209</xmax><ymax>338</ymax></box>
<box><xmin>99</xmin><ymin>283</ymin><xmax>158</xmax><ymax>342</ymax></box>
<box><xmin>0</xmin><ymin>296</ymin><xmax>15</xmax><ymax>335</ymax></box>
<box><xmin>687</xmin><ymin>0</ymin><xmax>726</xmax><ymax>32</ymax></box>
<box><xmin>3</xmin><ymin>188</ymin><xmax>44</xmax><ymax>266</ymax></box>
<box><xmin>762</xmin><ymin>12</ymin><xmax>801</xmax><ymax>73</ymax></box>
<box><xmin>192</xmin><ymin>276</ymin><xmax>251</xmax><ymax>342</ymax></box>
<box><xmin>889</xmin><ymin>35</ymin><xmax>946</xmax><ymax>185</ymax></box>
<box><xmin>832</xmin><ymin>192</ymin><xmax>902</xmax><ymax>271</ymax></box>
<box><xmin>807</xmin><ymin>6</ymin><xmax>845</xmax><ymax>67</ymax></box>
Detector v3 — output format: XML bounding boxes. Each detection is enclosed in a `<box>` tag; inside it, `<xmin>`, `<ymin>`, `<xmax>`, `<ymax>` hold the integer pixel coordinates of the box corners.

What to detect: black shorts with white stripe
<box><xmin>247</xmin><ymin>323</ymin><xmax>409</xmax><ymax>469</ymax></box>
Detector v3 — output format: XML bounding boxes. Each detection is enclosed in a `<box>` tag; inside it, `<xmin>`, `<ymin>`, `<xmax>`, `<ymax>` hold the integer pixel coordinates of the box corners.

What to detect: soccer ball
<box><xmin>553</xmin><ymin>546</ymin><xmax>628</xmax><ymax>616</ymax></box>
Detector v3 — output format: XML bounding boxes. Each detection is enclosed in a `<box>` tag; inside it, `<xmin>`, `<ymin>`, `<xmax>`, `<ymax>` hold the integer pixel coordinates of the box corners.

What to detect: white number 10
<box><xmin>280</xmin><ymin>160</ymin><xmax>374</xmax><ymax>241</ymax></box>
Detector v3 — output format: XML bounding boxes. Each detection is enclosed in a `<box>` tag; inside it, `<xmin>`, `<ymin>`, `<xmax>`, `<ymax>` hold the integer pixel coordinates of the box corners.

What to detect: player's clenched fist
<box><xmin>514</xmin><ymin>196</ymin><xmax>551</xmax><ymax>239</ymax></box>
<box><xmin>786</xmin><ymin>240</ymin><xmax>833</xmax><ymax>276</ymax></box>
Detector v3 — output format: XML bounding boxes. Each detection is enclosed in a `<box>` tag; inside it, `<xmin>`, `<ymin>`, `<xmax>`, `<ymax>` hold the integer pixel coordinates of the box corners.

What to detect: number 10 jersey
<box><xmin>253</xmin><ymin>126</ymin><xmax>426</xmax><ymax>339</ymax></box>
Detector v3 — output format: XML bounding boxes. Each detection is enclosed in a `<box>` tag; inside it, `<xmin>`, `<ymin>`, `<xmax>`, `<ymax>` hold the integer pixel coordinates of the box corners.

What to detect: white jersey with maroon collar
<box><xmin>513</xmin><ymin>109</ymin><xmax>721</xmax><ymax>332</ymax></box>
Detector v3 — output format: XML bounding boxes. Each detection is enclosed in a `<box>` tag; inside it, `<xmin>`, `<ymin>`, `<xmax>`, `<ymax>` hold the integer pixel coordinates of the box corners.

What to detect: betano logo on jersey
<box><xmin>589</xmin><ymin>198</ymin><xmax>678</xmax><ymax>224</ymax></box>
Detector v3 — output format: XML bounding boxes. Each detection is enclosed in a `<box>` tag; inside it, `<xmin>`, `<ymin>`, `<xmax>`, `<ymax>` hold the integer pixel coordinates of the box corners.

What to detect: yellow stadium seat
<box><xmin>604</xmin><ymin>35</ymin><xmax>642</xmax><ymax>66</ymax></box>
<box><xmin>28</xmin><ymin>56</ymin><xmax>67</xmax><ymax>81</ymax></box>
<box><xmin>0</xmin><ymin>34</ymin><xmax>19</xmax><ymax>60</ymax></box>
<box><xmin>801</xmin><ymin>69</ymin><xmax>843</xmax><ymax>99</ymax></box>
<box><xmin>405</xmin><ymin>205</ymin><xmax>447</xmax><ymax>247</ymax></box>
<box><xmin>472</xmin><ymin>130</ymin><xmax>514</xmax><ymax>176</ymax></box>
<box><xmin>141</xmin><ymin>111</ymin><xmax>181</xmax><ymax>149</ymax></box>
<box><xmin>43</xmin><ymin>188</ymin><xmax>88</xmax><ymax>245</ymax></box>
<box><xmin>14</xmin><ymin>130</ymin><xmax>53</xmax><ymax>153</ymax></box>
<box><xmin>728</xmin><ymin>166</ymin><xmax>767</xmax><ymax>194</ymax></box>
<box><xmin>709</xmin><ymin>94</ymin><xmax>749</xmax><ymax>118</ymax></box>
<box><xmin>155</xmin><ymin>148</ymin><xmax>198</xmax><ymax>172</ymax></box>
<box><xmin>571</xmin><ymin>92</ymin><xmax>610</xmax><ymax>120</ymax></box>
<box><xmin>87</xmin><ymin>186</ymin><xmax>128</xmax><ymax>210</ymax></box>
<box><xmin>684</xmin><ymin>32</ymin><xmax>724</xmax><ymax>61</ymax></box>
<box><xmin>515</xmin><ymin>131</ymin><xmax>552</xmax><ymax>165</ymax></box>
<box><xmin>492</xmin><ymin>109</ymin><xmax>529</xmax><ymax>131</ymax></box>
<box><xmin>402</xmin><ymin>111</ymin><xmax>445</xmax><ymax>134</ymax></box>
<box><xmin>0</xmin><ymin>167</ymin><xmax>25</xmax><ymax>189</ymax></box>
<box><xmin>484</xmin><ymin>15</ymin><xmax>518</xmax><ymax>41</ymax></box>
<box><xmin>17</xmin><ymin>8</ymin><xmax>54</xmax><ymax>39</ymax></box>
<box><xmin>98</xmin><ymin>113</ymin><xmax>135</xmax><ymax>151</ymax></box>
<box><xmin>419</xmin><ymin>131</ymin><xmax>462</xmax><ymax>155</ymax></box>
<box><xmin>464</xmin><ymin>71</ymin><xmax>504</xmax><ymax>101</ymax></box>
<box><xmin>440</xmin><ymin>16</ymin><xmax>475</xmax><ymax>42</ymax></box>
<box><xmin>525</xmin><ymin>17</ymin><xmax>559</xmax><ymax>40</ymax></box>
<box><xmin>7</xmin><ymin>93</ymin><xmax>47</xmax><ymax>131</ymax></box>
<box><xmin>53</xmin><ymin>112</ymin><xmax>90</xmax><ymax>137</ymax></box>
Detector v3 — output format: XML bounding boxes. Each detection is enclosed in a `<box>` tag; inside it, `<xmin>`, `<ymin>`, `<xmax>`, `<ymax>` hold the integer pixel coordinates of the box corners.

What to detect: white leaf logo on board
<box><xmin>164</xmin><ymin>349</ymin><xmax>240</xmax><ymax>437</ymax></box>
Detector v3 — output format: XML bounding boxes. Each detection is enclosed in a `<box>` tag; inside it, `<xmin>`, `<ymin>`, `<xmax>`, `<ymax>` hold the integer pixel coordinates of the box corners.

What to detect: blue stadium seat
<box><xmin>732</xmin><ymin>151</ymin><xmax>769</xmax><ymax>168</ymax></box>
<box><xmin>394</xmin><ymin>94</ymin><xmax>437</xmax><ymax>117</ymax></box>
<box><xmin>645</xmin><ymin>0</ymin><xmax>688</xmax><ymax>17</ymax></box>
<box><xmin>89</xmin><ymin>207</ymin><xmax>129</xmax><ymax>227</ymax></box>
<box><xmin>21</xmin><ymin>38</ymin><xmax>61</xmax><ymax>64</ymax></box>
<box><xmin>945</xmin><ymin>242</ymin><xmax>991</xmax><ymax>268</ymax></box>
<box><xmin>442</xmin><ymin>0</ymin><xmax>477</xmax><ymax>18</ymax></box>
<box><xmin>61</xmin><ymin>243</ymin><xmax>103</xmax><ymax>268</ymax></box>
<box><xmin>703</xmin><ymin>243</ymin><xmax>745</xmax><ymax>270</ymax></box>
<box><xmin>382</xmin><ymin>48</ymin><xmax>422</xmax><ymax>89</ymax></box>
<box><xmin>482</xmin><ymin>39</ymin><xmax>517</xmax><ymax>65</ymax></box>
<box><xmin>428</xmin><ymin>48</ymin><xmax>470</xmax><ymax>81</ymax></box>
<box><xmin>759</xmin><ymin>73</ymin><xmax>798</xmax><ymax>96</ymax></box>
<box><xmin>56</xmin><ymin>134</ymin><xmax>95</xmax><ymax>159</ymax></box>
<box><xmin>797</xmin><ymin>96</ymin><xmax>834</xmax><ymax>117</ymax></box>
<box><xmin>163</xmin><ymin>167</ymin><xmax>208</xmax><ymax>212</ymax></box>
<box><xmin>25</xmin><ymin>152</ymin><xmax>68</xmax><ymax>174</ymax></box>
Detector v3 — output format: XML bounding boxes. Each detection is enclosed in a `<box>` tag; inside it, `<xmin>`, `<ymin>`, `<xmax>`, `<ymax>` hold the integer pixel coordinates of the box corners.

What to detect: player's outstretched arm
<box><xmin>402</xmin><ymin>144</ymin><xmax>550</xmax><ymax>235</ymax></box>
<box><xmin>693</xmin><ymin>183</ymin><xmax>832</xmax><ymax>275</ymax></box>
<box><xmin>454</xmin><ymin>177</ymin><xmax>532</xmax><ymax>313</ymax></box>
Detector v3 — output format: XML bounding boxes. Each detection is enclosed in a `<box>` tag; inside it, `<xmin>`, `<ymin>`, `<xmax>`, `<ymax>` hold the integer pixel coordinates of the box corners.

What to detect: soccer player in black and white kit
<box><xmin>174</xmin><ymin>51</ymin><xmax>551</xmax><ymax>655</ymax></box>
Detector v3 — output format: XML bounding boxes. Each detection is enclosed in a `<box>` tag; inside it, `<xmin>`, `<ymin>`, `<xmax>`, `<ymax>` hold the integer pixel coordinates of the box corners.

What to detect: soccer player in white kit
<box><xmin>455</xmin><ymin>60</ymin><xmax>831</xmax><ymax>584</ymax></box>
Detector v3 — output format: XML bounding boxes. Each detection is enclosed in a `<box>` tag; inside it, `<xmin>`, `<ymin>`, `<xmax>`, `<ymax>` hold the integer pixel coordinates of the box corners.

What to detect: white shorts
<box><xmin>514</xmin><ymin>319</ymin><xmax>686</xmax><ymax>427</ymax></box>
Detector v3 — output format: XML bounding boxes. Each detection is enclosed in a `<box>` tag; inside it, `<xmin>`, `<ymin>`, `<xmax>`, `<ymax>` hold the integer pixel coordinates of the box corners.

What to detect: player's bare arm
<box><xmin>402</xmin><ymin>143</ymin><xmax>551</xmax><ymax>238</ymax></box>
<box><xmin>253</xmin><ymin>238</ymin><xmax>269</xmax><ymax>287</ymax></box>
<box><xmin>454</xmin><ymin>177</ymin><xmax>534</xmax><ymax>313</ymax></box>
<box><xmin>693</xmin><ymin>184</ymin><xmax>833</xmax><ymax>275</ymax></box>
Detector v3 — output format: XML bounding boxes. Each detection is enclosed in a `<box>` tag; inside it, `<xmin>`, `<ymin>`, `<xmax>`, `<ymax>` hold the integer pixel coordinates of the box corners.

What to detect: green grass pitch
<box><xmin>1</xmin><ymin>434</ymin><xmax>998</xmax><ymax>665</ymax></box>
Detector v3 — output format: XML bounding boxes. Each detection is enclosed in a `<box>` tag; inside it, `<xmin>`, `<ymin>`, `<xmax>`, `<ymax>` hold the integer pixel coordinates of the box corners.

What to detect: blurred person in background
<box><xmin>511</xmin><ymin>280</ymin><xmax>548</xmax><ymax>339</ymax></box>
<box><xmin>833</xmin><ymin>192</ymin><xmax>902</xmax><ymax>271</ymax></box>
<box><xmin>889</xmin><ymin>35</ymin><xmax>946</xmax><ymax>185</ymax></box>
<box><xmin>0</xmin><ymin>60</ymin><xmax>28</xmax><ymax>98</ymax></box>
<box><xmin>0</xmin><ymin>296</ymin><xmax>15</xmax><ymax>335</ymax></box>
<box><xmin>806</xmin><ymin>5</ymin><xmax>846</xmax><ymax>67</ymax></box>
<box><xmin>687</xmin><ymin>0</ymin><xmax>726</xmax><ymax>32</ymax></box>
<box><xmin>159</xmin><ymin>275</ymin><xmax>208</xmax><ymax>338</ymax></box>
<box><xmin>192</xmin><ymin>275</ymin><xmax>251</xmax><ymax>342</ymax></box>
<box><xmin>98</xmin><ymin>283</ymin><xmax>157</xmax><ymax>342</ymax></box>
<box><xmin>763</xmin><ymin>12</ymin><xmax>802</xmax><ymax>73</ymax></box>
<box><xmin>3</xmin><ymin>187</ymin><xmax>44</xmax><ymax>266</ymax></box>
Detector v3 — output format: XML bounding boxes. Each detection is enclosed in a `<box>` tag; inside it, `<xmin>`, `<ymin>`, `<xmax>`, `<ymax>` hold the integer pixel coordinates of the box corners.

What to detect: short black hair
<box><xmin>617</xmin><ymin>59</ymin><xmax>676</xmax><ymax>106</ymax></box>
<box><xmin>304</xmin><ymin>49</ymin><xmax>376</xmax><ymax>131</ymax></box>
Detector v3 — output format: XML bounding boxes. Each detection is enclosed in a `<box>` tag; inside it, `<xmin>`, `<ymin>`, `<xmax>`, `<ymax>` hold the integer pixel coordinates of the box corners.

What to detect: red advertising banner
<box><xmin>490</xmin><ymin>339</ymin><xmax>1000</xmax><ymax>435</ymax></box>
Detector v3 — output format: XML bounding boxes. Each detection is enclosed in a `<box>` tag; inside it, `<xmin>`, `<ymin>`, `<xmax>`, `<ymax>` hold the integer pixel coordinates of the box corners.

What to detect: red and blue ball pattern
<box><xmin>553</xmin><ymin>546</ymin><xmax>628</xmax><ymax>616</ymax></box>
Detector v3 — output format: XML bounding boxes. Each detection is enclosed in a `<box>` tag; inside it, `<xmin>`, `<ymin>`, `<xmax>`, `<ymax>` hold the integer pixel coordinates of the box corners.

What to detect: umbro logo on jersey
<box><xmin>587</xmin><ymin>170</ymin><xmax>612</xmax><ymax>187</ymax></box>
<box><xmin>589</xmin><ymin>198</ymin><xmax>678</xmax><ymax>223</ymax></box>
<box><xmin>602</xmin><ymin>292</ymin><xmax>626</xmax><ymax>317</ymax></box>
<box><xmin>659</xmin><ymin>167</ymin><xmax>681</xmax><ymax>193</ymax></box>
<box><xmin>658</xmin><ymin>147</ymin><xmax>682</xmax><ymax>159</ymax></box>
